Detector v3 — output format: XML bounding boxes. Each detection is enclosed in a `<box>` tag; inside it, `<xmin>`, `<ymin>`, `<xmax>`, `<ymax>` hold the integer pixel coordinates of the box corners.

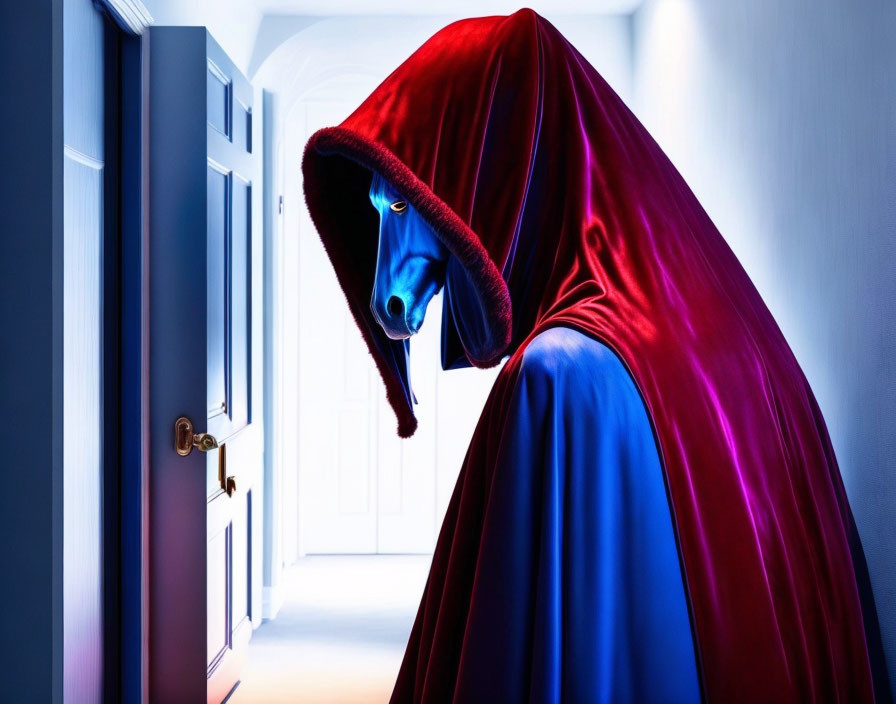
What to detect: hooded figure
<box><xmin>302</xmin><ymin>9</ymin><xmax>891</xmax><ymax>704</ymax></box>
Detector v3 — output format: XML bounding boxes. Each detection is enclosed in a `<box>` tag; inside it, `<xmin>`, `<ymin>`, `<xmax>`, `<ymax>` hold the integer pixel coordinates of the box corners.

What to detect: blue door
<box><xmin>148</xmin><ymin>28</ymin><xmax>262</xmax><ymax>703</ymax></box>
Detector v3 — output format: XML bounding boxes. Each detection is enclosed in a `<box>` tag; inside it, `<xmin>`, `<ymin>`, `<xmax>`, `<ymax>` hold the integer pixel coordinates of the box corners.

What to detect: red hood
<box><xmin>302</xmin><ymin>9</ymin><xmax>883</xmax><ymax>702</ymax></box>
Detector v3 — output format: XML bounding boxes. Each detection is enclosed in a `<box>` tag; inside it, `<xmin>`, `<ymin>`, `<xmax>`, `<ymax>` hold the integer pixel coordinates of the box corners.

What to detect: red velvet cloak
<box><xmin>302</xmin><ymin>9</ymin><xmax>889</xmax><ymax>702</ymax></box>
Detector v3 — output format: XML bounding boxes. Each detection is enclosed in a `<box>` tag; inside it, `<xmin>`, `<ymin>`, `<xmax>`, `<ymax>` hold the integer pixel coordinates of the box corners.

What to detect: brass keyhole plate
<box><xmin>175</xmin><ymin>416</ymin><xmax>195</xmax><ymax>456</ymax></box>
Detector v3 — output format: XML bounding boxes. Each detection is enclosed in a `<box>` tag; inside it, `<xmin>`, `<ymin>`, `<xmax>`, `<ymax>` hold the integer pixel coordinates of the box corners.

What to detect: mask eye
<box><xmin>390</xmin><ymin>200</ymin><xmax>408</xmax><ymax>214</ymax></box>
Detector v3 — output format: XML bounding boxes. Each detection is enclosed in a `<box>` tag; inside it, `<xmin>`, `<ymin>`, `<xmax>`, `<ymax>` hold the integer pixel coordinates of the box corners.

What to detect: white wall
<box><xmin>632</xmin><ymin>0</ymin><xmax>896</xmax><ymax>687</ymax></box>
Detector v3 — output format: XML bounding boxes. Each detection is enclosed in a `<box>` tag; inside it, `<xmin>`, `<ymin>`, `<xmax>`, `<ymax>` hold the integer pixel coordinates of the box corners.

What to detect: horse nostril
<box><xmin>387</xmin><ymin>296</ymin><xmax>404</xmax><ymax>318</ymax></box>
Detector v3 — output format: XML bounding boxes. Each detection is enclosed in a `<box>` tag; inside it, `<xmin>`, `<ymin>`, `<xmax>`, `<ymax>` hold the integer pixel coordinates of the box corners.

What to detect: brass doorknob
<box><xmin>174</xmin><ymin>416</ymin><xmax>219</xmax><ymax>456</ymax></box>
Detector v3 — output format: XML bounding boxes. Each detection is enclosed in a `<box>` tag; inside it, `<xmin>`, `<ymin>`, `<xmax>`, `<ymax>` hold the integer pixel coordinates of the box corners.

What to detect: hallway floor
<box><xmin>230</xmin><ymin>555</ymin><xmax>431</xmax><ymax>704</ymax></box>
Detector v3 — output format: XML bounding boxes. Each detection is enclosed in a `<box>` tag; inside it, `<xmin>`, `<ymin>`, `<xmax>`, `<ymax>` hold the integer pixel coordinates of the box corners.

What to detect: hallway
<box><xmin>231</xmin><ymin>555</ymin><xmax>431</xmax><ymax>703</ymax></box>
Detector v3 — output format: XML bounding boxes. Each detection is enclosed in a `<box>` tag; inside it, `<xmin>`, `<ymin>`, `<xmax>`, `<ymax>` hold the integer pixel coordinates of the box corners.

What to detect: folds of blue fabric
<box><xmin>391</xmin><ymin>328</ymin><xmax>700</xmax><ymax>703</ymax></box>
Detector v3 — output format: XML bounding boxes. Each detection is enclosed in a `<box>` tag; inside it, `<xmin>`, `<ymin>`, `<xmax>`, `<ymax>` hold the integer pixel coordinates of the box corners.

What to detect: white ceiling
<box><xmin>141</xmin><ymin>0</ymin><xmax>642</xmax><ymax>79</ymax></box>
<box><xmin>250</xmin><ymin>0</ymin><xmax>642</xmax><ymax>15</ymax></box>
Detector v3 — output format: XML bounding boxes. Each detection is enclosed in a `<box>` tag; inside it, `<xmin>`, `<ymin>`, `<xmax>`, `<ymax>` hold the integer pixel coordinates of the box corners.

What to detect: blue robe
<box><xmin>416</xmin><ymin>327</ymin><xmax>701</xmax><ymax>703</ymax></box>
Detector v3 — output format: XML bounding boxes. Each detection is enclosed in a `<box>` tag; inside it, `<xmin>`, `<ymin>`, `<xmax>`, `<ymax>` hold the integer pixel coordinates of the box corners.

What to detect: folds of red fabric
<box><xmin>302</xmin><ymin>10</ymin><xmax>890</xmax><ymax>702</ymax></box>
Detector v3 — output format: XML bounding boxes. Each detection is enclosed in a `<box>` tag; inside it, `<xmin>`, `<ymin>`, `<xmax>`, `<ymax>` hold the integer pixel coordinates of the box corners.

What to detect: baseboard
<box><xmin>262</xmin><ymin>584</ymin><xmax>284</xmax><ymax>622</ymax></box>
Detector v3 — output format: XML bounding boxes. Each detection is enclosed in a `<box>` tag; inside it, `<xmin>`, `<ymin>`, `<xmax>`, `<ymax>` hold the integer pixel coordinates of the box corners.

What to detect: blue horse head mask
<box><xmin>368</xmin><ymin>172</ymin><xmax>449</xmax><ymax>340</ymax></box>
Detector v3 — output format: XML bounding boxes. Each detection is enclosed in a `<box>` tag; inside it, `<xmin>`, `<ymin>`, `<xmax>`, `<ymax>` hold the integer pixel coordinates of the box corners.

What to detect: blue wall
<box><xmin>633</xmin><ymin>0</ymin><xmax>896</xmax><ymax>691</ymax></box>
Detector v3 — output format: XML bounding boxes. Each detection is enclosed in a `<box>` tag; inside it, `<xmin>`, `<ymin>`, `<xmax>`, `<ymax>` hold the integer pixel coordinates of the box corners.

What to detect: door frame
<box><xmin>8</xmin><ymin>5</ymin><xmax>258</xmax><ymax>701</ymax></box>
<box><xmin>99</xmin><ymin>2</ymin><xmax>153</xmax><ymax>703</ymax></box>
<box><xmin>0</xmin><ymin>2</ymin><xmax>65</xmax><ymax>701</ymax></box>
<box><xmin>116</xmin><ymin>21</ymin><xmax>151</xmax><ymax>704</ymax></box>
<box><xmin>0</xmin><ymin>2</ymin><xmax>151</xmax><ymax>702</ymax></box>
